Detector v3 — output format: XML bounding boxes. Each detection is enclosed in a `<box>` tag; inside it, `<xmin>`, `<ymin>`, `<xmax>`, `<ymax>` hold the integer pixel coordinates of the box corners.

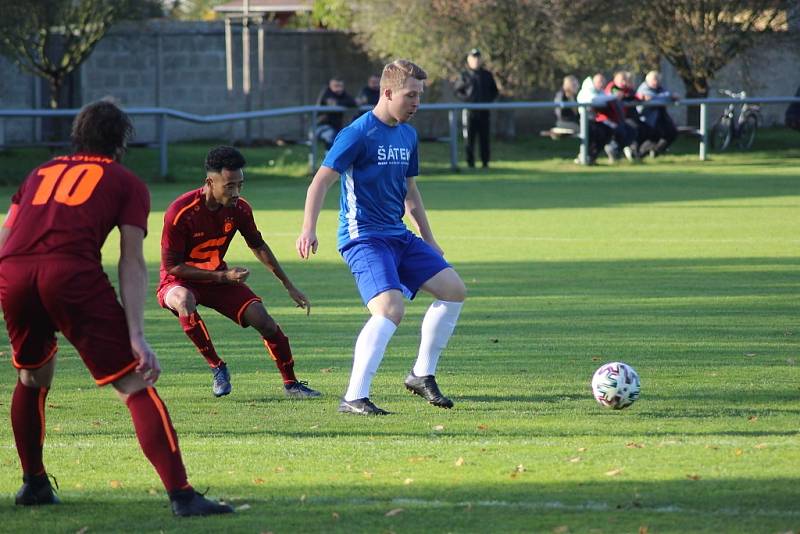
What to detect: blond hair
<box><xmin>380</xmin><ymin>60</ymin><xmax>427</xmax><ymax>92</ymax></box>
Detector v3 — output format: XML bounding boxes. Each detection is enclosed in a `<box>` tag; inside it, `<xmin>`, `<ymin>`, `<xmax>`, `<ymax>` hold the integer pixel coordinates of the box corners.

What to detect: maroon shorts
<box><xmin>157</xmin><ymin>280</ymin><xmax>262</xmax><ymax>327</ymax></box>
<box><xmin>0</xmin><ymin>256</ymin><xmax>138</xmax><ymax>386</ymax></box>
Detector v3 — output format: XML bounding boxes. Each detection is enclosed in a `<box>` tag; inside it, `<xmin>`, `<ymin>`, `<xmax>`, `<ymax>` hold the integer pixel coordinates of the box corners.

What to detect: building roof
<box><xmin>213</xmin><ymin>0</ymin><xmax>313</xmax><ymax>14</ymax></box>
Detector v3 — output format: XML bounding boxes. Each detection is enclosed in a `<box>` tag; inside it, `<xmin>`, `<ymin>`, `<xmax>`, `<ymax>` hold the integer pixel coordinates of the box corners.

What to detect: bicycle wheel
<box><xmin>712</xmin><ymin>117</ymin><xmax>732</xmax><ymax>151</ymax></box>
<box><xmin>737</xmin><ymin>113</ymin><xmax>758</xmax><ymax>150</ymax></box>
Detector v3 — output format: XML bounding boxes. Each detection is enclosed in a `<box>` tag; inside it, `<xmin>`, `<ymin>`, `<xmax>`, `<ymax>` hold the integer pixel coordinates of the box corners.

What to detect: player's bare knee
<box><xmin>254</xmin><ymin>314</ymin><xmax>278</xmax><ymax>338</ymax></box>
<box><xmin>440</xmin><ymin>275</ymin><xmax>467</xmax><ymax>302</ymax></box>
<box><xmin>111</xmin><ymin>371</ymin><xmax>148</xmax><ymax>401</ymax></box>
<box><xmin>18</xmin><ymin>358</ymin><xmax>56</xmax><ymax>388</ymax></box>
<box><xmin>167</xmin><ymin>287</ymin><xmax>196</xmax><ymax>316</ymax></box>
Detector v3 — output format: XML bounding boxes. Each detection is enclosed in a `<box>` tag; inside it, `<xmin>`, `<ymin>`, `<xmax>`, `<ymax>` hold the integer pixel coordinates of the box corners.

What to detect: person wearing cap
<box><xmin>453</xmin><ymin>48</ymin><xmax>499</xmax><ymax>169</ymax></box>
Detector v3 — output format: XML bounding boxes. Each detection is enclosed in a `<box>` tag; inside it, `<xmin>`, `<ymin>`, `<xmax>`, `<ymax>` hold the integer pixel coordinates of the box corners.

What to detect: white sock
<box><xmin>413</xmin><ymin>300</ymin><xmax>463</xmax><ymax>377</ymax></box>
<box><xmin>344</xmin><ymin>315</ymin><xmax>397</xmax><ymax>401</ymax></box>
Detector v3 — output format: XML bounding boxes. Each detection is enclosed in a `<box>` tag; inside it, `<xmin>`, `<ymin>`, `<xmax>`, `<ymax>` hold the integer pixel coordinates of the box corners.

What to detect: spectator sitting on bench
<box><xmin>576</xmin><ymin>73</ymin><xmax>615</xmax><ymax>164</ymax></box>
<box><xmin>552</xmin><ymin>75</ymin><xmax>580</xmax><ymax>136</ymax></box>
<box><xmin>636</xmin><ymin>70</ymin><xmax>679</xmax><ymax>157</ymax></box>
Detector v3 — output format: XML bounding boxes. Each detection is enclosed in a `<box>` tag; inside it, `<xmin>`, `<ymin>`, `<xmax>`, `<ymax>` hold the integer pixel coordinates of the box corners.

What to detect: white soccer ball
<box><xmin>591</xmin><ymin>362</ymin><xmax>640</xmax><ymax>409</ymax></box>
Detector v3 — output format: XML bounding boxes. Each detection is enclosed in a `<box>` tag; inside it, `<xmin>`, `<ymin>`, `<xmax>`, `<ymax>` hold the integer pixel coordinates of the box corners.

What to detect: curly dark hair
<box><xmin>71</xmin><ymin>100</ymin><xmax>134</xmax><ymax>157</ymax></box>
<box><xmin>205</xmin><ymin>146</ymin><xmax>246</xmax><ymax>173</ymax></box>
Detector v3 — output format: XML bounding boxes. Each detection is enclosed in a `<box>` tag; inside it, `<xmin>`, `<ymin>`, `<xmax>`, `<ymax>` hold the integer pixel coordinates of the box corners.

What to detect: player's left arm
<box><xmin>251</xmin><ymin>243</ymin><xmax>311</xmax><ymax>315</ymax></box>
<box><xmin>404</xmin><ymin>177</ymin><xmax>444</xmax><ymax>256</ymax></box>
<box><xmin>119</xmin><ymin>224</ymin><xmax>161</xmax><ymax>384</ymax></box>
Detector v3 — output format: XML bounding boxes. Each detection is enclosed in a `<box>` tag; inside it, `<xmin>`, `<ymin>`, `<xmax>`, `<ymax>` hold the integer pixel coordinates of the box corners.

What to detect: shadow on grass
<box><xmin>4</xmin><ymin>477</ymin><xmax>800</xmax><ymax>533</ymax></box>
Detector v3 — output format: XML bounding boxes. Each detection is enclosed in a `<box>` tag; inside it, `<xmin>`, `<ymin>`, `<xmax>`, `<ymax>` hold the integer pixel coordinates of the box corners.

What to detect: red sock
<box><xmin>10</xmin><ymin>381</ymin><xmax>48</xmax><ymax>476</ymax></box>
<box><xmin>126</xmin><ymin>387</ymin><xmax>190</xmax><ymax>492</ymax></box>
<box><xmin>264</xmin><ymin>325</ymin><xmax>297</xmax><ymax>384</ymax></box>
<box><xmin>179</xmin><ymin>311</ymin><xmax>224</xmax><ymax>368</ymax></box>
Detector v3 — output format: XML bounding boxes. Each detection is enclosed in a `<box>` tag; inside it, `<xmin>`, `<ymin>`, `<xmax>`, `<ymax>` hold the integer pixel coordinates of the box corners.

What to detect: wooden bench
<box><xmin>539</xmin><ymin>126</ymin><xmax>579</xmax><ymax>140</ymax></box>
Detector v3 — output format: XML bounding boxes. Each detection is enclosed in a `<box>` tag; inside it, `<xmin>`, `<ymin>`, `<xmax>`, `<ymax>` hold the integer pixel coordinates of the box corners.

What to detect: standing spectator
<box><xmin>785</xmin><ymin>84</ymin><xmax>800</xmax><ymax>131</ymax></box>
<box><xmin>357</xmin><ymin>75</ymin><xmax>381</xmax><ymax>108</ymax></box>
<box><xmin>636</xmin><ymin>70</ymin><xmax>679</xmax><ymax>157</ymax></box>
<box><xmin>315</xmin><ymin>77</ymin><xmax>357</xmax><ymax>150</ymax></box>
<box><xmin>554</xmin><ymin>75</ymin><xmax>580</xmax><ymax>133</ymax></box>
<box><xmin>454</xmin><ymin>48</ymin><xmax>499</xmax><ymax>168</ymax></box>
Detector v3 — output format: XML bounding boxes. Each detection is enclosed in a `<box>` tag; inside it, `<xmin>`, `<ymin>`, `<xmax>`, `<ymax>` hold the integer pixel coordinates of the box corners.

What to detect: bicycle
<box><xmin>711</xmin><ymin>90</ymin><xmax>761</xmax><ymax>151</ymax></box>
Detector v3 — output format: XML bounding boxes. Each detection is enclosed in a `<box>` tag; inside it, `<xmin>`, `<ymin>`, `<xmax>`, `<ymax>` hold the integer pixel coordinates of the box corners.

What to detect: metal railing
<box><xmin>1</xmin><ymin>96</ymin><xmax>798</xmax><ymax>176</ymax></box>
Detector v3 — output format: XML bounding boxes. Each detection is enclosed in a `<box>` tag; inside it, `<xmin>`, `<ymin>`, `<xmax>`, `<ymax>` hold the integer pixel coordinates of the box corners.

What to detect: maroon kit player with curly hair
<box><xmin>0</xmin><ymin>100</ymin><xmax>232</xmax><ymax>516</ymax></box>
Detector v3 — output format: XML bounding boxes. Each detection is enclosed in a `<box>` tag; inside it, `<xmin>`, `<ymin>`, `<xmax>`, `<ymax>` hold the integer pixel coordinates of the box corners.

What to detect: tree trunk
<box><xmin>681</xmin><ymin>76</ymin><xmax>709</xmax><ymax>127</ymax></box>
<box><xmin>47</xmin><ymin>76</ymin><xmax>67</xmax><ymax>145</ymax></box>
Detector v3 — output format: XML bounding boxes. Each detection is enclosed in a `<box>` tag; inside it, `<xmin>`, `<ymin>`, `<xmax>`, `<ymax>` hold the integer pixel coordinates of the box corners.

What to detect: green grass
<box><xmin>0</xmin><ymin>131</ymin><xmax>799</xmax><ymax>532</ymax></box>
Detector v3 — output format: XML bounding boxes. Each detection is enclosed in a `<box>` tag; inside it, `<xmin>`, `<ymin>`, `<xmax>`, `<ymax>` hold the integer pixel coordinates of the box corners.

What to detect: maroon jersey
<box><xmin>1</xmin><ymin>154</ymin><xmax>150</xmax><ymax>263</ymax></box>
<box><xmin>159</xmin><ymin>188</ymin><xmax>264</xmax><ymax>288</ymax></box>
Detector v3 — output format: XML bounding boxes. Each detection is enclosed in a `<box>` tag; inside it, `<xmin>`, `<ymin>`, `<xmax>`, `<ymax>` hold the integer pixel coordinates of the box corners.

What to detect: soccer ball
<box><xmin>591</xmin><ymin>362</ymin><xmax>640</xmax><ymax>409</ymax></box>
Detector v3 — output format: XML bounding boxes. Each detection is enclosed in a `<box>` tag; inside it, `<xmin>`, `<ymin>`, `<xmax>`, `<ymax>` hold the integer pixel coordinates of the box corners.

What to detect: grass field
<box><xmin>0</xmin><ymin>131</ymin><xmax>798</xmax><ymax>533</ymax></box>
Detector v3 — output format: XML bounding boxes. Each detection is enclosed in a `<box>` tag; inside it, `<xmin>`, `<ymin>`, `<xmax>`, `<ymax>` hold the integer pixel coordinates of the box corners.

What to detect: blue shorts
<box><xmin>340</xmin><ymin>231</ymin><xmax>451</xmax><ymax>304</ymax></box>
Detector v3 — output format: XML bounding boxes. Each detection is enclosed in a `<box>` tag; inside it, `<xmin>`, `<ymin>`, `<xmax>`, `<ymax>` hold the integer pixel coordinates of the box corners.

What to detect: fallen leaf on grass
<box><xmin>455</xmin><ymin>457</ymin><xmax>465</xmax><ymax>467</ymax></box>
<box><xmin>639</xmin><ymin>526</ymin><xmax>649</xmax><ymax>534</ymax></box>
<box><xmin>299</xmin><ymin>494</ymin><xmax>306</xmax><ymax>503</ymax></box>
<box><xmin>735</xmin><ymin>448</ymin><xmax>744</xmax><ymax>456</ymax></box>
<box><xmin>407</xmin><ymin>456</ymin><xmax>429</xmax><ymax>463</ymax></box>
<box><xmin>553</xmin><ymin>526</ymin><xmax>570</xmax><ymax>533</ymax></box>
<box><xmin>625</xmin><ymin>442</ymin><xmax>645</xmax><ymax>449</ymax></box>
<box><xmin>567</xmin><ymin>456</ymin><xmax>582</xmax><ymax>463</ymax></box>
<box><xmin>385</xmin><ymin>508</ymin><xmax>404</xmax><ymax>517</ymax></box>
<box><xmin>363</xmin><ymin>471</ymin><xmax>373</xmax><ymax>479</ymax></box>
<box><xmin>332</xmin><ymin>512</ymin><xmax>339</xmax><ymax>520</ymax></box>
<box><xmin>753</xmin><ymin>443</ymin><xmax>768</xmax><ymax>449</ymax></box>
<box><xmin>320</xmin><ymin>368</ymin><xmax>333</xmax><ymax>373</ymax></box>
<box><xmin>704</xmin><ymin>444</ymin><xmax>719</xmax><ymax>450</ymax></box>
<box><xmin>76</xmin><ymin>528</ymin><xmax>89</xmax><ymax>534</ymax></box>
<box><xmin>274</xmin><ymin>466</ymin><xmax>285</xmax><ymax>473</ymax></box>
<box><xmin>747</xmin><ymin>415</ymin><xmax>758</xmax><ymax>422</ymax></box>
<box><xmin>686</xmin><ymin>473</ymin><xmax>701</xmax><ymax>480</ymax></box>
<box><xmin>577</xmin><ymin>447</ymin><xmax>588</xmax><ymax>452</ymax></box>
<box><xmin>477</xmin><ymin>424</ymin><xmax>489</xmax><ymax>431</ymax></box>
<box><xmin>237</xmin><ymin>504</ymin><xmax>251</xmax><ymax>511</ymax></box>
<box><xmin>309</xmin><ymin>424</ymin><xmax>319</xmax><ymax>429</ymax></box>
<box><xmin>253</xmin><ymin>478</ymin><xmax>265</xmax><ymax>485</ymax></box>
<box><xmin>605</xmin><ymin>468</ymin><xmax>623</xmax><ymax>477</ymax></box>
<box><xmin>510</xmin><ymin>464</ymin><xmax>525</xmax><ymax>478</ymax></box>
<box><xmin>433</xmin><ymin>425</ymin><xmax>445</xmax><ymax>431</ymax></box>
<box><xmin>110</xmin><ymin>480</ymin><xmax>122</xmax><ymax>489</ymax></box>
<box><xmin>744</xmin><ymin>352</ymin><xmax>756</xmax><ymax>357</ymax></box>
<box><xmin>148</xmin><ymin>488</ymin><xmax>157</xmax><ymax>495</ymax></box>
<box><xmin>404</xmin><ymin>478</ymin><xmax>414</xmax><ymax>485</ymax></box>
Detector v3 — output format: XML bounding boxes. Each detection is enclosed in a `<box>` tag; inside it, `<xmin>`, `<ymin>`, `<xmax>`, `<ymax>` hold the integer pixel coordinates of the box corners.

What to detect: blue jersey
<box><xmin>322</xmin><ymin>111</ymin><xmax>419</xmax><ymax>250</ymax></box>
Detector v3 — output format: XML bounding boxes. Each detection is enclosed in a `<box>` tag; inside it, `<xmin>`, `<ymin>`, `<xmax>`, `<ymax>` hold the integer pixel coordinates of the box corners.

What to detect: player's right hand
<box><xmin>130</xmin><ymin>334</ymin><xmax>161</xmax><ymax>385</ymax></box>
<box><xmin>224</xmin><ymin>267</ymin><xmax>250</xmax><ymax>284</ymax></box>
<box><xmin>296</xmin><ymin>230</ymin><xmax>318</xmax><ymax>259</ymax></box>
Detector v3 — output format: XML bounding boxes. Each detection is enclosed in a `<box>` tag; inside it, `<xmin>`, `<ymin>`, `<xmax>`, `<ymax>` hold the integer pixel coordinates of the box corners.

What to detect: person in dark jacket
<box><xmin>315</xmin><ymin>77</ymin><xmax>357</xmax><ymax>149</ymax></box>
<box><xmin>785</xmin><ymin>84</ymin><xmax>800</xmax><ymax>131</ymax></box>
<box><xmin>554</xmin><ymin>75</ymin><xmax>580</xmax><ymax>133</ymax></box>
<box><xmin>454</xmin><ymin>48</ymin><xmax>499</xmax><ymax>168</ymax></box>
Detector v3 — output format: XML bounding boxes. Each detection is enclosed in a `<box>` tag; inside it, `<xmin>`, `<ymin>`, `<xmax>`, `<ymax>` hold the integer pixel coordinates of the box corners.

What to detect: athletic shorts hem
<box><xmin>11</xmin><ymin>344</ymin><xmax>58</xmax><ymax>370</ymax></box>
<box><xmin>236</xmin><ymin>297</ymin><xmax>262</xmax><ymax>326</ymax></box>
<box><xmin>95</xmin><ymin>359</ymin><xmax>139</xmax><ymax>386</ymax></box>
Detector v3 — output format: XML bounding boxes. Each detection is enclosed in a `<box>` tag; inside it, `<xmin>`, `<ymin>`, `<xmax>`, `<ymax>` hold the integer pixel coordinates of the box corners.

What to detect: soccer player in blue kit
<box><xmin>296</xmin><ymin>60</ymin><xmax>467</xmax><ymax>415</ymax></box>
